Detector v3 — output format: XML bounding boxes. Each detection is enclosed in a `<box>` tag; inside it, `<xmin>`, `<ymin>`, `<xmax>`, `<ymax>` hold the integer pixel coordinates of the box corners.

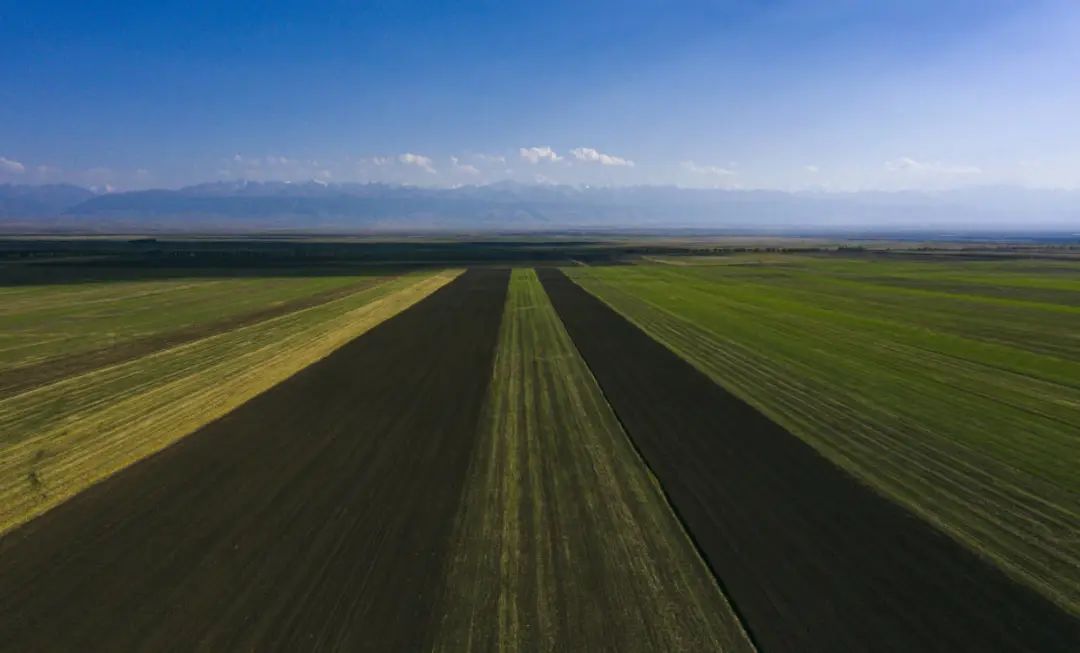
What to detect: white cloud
<box><xmin>804</xmin><ymin>165</ymin><xmax>820</xmax><ymax>173</ymax></box>
<box><xmin>399</xmin><ymin>152</ymin><xmax>436</xmax><ymax>173</ymax></box>
<box><xmin>681</xmin><ymin>160</ymin><xmax>735</xmax><ymax>177</ymax></box>
<box><xmin>473</xmin><ymin>153</ymin><xmax>506</xmax><ymax>164</ymax></box>
<box><xmin>519</xmin><ymin>146</ymin><xmax>562</xmax><ymax>164</ymax></box>
<box><xmin>0</xmin><ymin>156</ymin><xmax>26</xmax><ymax>175</ymax></box>
<box><xmin>884</xmin><ymin>157</ymin><xmax>982</xmax><ymax>175</ymax></box>
<box><xmin>570</xmin><ymin>147</ymin><xmax>634</xmax><ymax>167</ymax></box>
<box><xmin>450</xmin><ymin>156</ymin><xmax>480</xmax><ymax>176</ymax></box>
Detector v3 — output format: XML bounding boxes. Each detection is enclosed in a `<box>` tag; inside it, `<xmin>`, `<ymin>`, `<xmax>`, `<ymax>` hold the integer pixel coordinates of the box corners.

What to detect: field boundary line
<box><xmin>537</xmin><ymin>267</ymin><xmax>762</xmax><ymax>652</ymax></box>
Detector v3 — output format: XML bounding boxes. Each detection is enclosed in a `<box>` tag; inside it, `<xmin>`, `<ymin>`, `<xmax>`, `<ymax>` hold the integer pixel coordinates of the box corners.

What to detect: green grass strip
<box><xmin>434</xmin><ymin>268</ymin><xmax>754</xmax><ymax>652</ymax></box>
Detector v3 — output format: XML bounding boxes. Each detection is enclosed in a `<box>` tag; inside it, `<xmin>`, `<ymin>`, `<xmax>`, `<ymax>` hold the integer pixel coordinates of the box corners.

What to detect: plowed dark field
<box><xmin>537</xmin><ymin>267</ymin><xmax>1079</xmax><ymax>653</ymax></box>
<box><xmin>0</xmin><ymin>269</ymin><xmax>509</xmax><ymax>651</ymax></box>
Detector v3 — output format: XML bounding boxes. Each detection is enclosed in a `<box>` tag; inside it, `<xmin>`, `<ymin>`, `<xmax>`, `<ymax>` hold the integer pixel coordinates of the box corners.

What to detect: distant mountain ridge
<box><xmin>0</xmin><ymin>184</ymin><xmax>96</xmax><ymax>218</ymax></box>
<box><xmin>1</xmin><ymin>181</ymin><xmax>1078</xmax><ymax>232</ymax></box>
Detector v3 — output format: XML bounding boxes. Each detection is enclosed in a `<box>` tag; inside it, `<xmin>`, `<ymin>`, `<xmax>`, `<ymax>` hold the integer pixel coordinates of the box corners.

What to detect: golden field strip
<box><xmin>567</xmin><ymin>257</ymin><xmax>1080</xmax><ymax>614</ymax></box>
<box><xmin>0</xmin><ymin>274</ymin><xmax>371</xmax><ymax>371</ymax></box>
<box><xmin>0</xmin><ymin>270</ymin><xmax>458</xmax><ymax>534</ymax></box>
<box><xmin>434</xmin><ymin>269</ymin><xmax>754</xmax><ymax>652</ymax></box>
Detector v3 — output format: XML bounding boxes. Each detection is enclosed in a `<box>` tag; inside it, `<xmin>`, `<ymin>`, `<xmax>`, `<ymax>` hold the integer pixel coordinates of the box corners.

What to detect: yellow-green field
<box><xmin>0</xmin><ymin>270</ymin><xmax>458</xmax><ymax>534</ymax></box>
<box><xmin>435</xmin><ymin>269</ymin><xmax>753</xmax><ymax>652</ymax></box>
<box><xmin>0</xmin><ymin>274</ymin><xmax>373</xmax><ymax>371</ymax></box>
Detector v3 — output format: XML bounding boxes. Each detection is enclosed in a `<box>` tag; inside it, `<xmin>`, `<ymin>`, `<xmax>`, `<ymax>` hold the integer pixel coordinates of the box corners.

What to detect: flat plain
<box><xmin>0</xmin><ymin>269</ymin><xmax>507</xmax><ymax>651</ymax></box>
<box><xmin>434</xmin><ymin>269</ymin><xmax>753</xmax><ymax>652</ymax></box>
<box><xmin>0</xmin><ymin>269</ymin><xmax>458</xmax><ymax>533</ymax></box>
<box><xmin>541</xmin><ymin>266</ymin><xmax>1078</xmax><ymax>652</ymax></box>
<box><xmin>0</xmin><ymin>273</ymin><xmax>382</xmax><ymax>395</ymax></box>
<box><xmin>567</xmin><ymin>255</ymin><xmax>1080</xmax><ymax>614</ymax></box>
<box><xmin>0</xmin><ymin>239</ymin><xmax>1077</xmax><ymax>652</ymax></box>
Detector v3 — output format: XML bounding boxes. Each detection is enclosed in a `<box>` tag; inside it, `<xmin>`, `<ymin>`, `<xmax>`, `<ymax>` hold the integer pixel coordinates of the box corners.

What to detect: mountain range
<box><xmin>1</xmin><ymin>181</ymin><xmax>1078</xmax><ymax>233</ymax></box>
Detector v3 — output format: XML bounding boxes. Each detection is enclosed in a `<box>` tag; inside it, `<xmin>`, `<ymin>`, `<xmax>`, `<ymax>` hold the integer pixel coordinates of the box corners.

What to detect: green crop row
<box><xmin>568</xmin><ymin>256</ymin><xmax>1080</xmax><ymax>615</ymax></box>
<box><xmin>435</xmin><ymin>269</ymin><xmax>753</xmax><ymax>652</ymax></box>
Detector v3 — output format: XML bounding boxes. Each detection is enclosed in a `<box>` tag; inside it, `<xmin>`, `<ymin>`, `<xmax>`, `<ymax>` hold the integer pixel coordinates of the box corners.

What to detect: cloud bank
<box><xmin>570</xmin><ymin>147</ymin><xmax>634</xmax><ymax>167</ymax></box>
<box><xmin>0</xmin><ymin>157</ymin><xmax>26</xmax><ymax>175</ymax></box>
<box><xmin>519</xmin><ymin>146</ymin><xmax>562</xmax><ymax>164</ymax></box>
<box><xmin>681</xmin><ymin>160</ymin><xmax>735</xmax><ymax>177</ymax></box>
<box><xmin>398</xmin><ymin>152</ymin><xmax>436</xmax><ymax>174</ymax></box>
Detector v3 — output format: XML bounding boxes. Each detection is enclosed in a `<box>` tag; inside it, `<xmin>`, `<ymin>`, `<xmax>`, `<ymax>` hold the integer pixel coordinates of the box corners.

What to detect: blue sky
<box><xmin>1</xmin><ymin>0</ymin><xmax>1078</xmax><ymax>191</ymax></box>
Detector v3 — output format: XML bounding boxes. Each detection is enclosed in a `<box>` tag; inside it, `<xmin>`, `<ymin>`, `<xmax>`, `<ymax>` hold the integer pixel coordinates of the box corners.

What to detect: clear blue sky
<box><xmin>2</xmin><ymin>0</ymin><xmax>1078</xmax><ymax>190</ymax></box>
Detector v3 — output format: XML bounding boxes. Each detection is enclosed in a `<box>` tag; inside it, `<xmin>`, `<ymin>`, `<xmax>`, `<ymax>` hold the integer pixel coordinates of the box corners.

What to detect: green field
<box><xmin>567</xmin><ymin>255</ymin><xmax>1080</xmax><ymax>614</ymax></box>
<box><xmin>0</xmin><ymin>270</ymin><xmax>458</xmax><ymax>533</ymax></box>
<box><xmin>0</xmin><ymin>275</ymin><xmax>379</xmax><ymax>369</ymax></box>
<box><xmin>1</xmin><ymin>245</ymin><xmax>1076</xmax><ymax>648</ymax></box>
<box><xmin>0</xmin><ymin>272</ymin><xmax>392</xmax><ymax>396</ymax></box>
<box><xmin>435</xmin><ymin>269</ymin><xmax>753</xmax><ymax>652</ymax></box>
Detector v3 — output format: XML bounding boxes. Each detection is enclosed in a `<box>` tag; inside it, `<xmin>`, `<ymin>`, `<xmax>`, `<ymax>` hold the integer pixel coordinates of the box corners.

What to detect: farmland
<box><xmin>0</xmin><ymin>273</ymin><xmax>382</xmax><ymax>395</ymax></box>
<box><xmin>0</xmin><ymin>269</ymin><xmax>507</xmax><ymax>650</ymax></box>
<box><xmin>541</xmin><ymin>266</ymin><xmax>1077</xmax><ymax>651</ymax></box>
<box><xmin>0</xmin><ymin>269</ymin><xmax>458</xmax><ymax>532</ymax></box>
<box><xmin>434</xmin><ymin>269</ymin><xmax>752</xmax><ymax>652</ymax></box>
<box><xmin>0</xmin><ymin>240</ymin><xmax>1077</xmax><ymax>651</ymax></box>
<box><xmin>567</xmin><ymin>256</ymin><xmax>1080</xmax><ymax>614</ymax></box>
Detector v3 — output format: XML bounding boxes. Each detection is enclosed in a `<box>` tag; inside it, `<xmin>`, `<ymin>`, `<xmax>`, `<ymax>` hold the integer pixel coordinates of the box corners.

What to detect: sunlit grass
<box><xmin>436</xmin><ymin>269</ymin><xmax>753</xmax><ymax>652</ymax></box>
<box><xmin>569</xmin><ymin>256</ymin><xmax>1080</xmax><ymax>615</ymax></box>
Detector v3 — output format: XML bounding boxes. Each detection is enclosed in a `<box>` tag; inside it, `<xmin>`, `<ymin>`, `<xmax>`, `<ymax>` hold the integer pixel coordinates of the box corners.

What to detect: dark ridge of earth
<box><xmin>537</xmin><ymin>267</ymin><xmax>1080</xmax><ymax>653</ymax></box>
<box><xmin>0</xmin><ymin>268</ymin><xmax>509</xmax><ymax>652</ymax></box>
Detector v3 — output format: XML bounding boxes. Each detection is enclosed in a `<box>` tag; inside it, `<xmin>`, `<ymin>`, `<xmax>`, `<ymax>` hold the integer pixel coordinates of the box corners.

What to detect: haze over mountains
<box><xmin>1</xmin><ymin>181</ymin><xmax>1078</xmax><ymax>234</ymax></box>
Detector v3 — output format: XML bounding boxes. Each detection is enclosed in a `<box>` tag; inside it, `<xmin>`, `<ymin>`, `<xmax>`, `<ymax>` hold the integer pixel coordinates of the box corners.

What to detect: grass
<box><xmin>434</xmin><ymin>269</ymin><xmax>754</xmax><ymax>652</ymax></box>
<box><xmin>0</xmin><ymin>274</ymin><xmax>374</xmax><ymax>371</ymax></box>
<box><xmin>0</xmin><ymin>269</ymin><xmax>459</xmax><ymax>534</ymax></box>
<box><xmin>567</xmin><ymin>255</ymin><xmax>1080</xmax><ymax>615</ymax></box>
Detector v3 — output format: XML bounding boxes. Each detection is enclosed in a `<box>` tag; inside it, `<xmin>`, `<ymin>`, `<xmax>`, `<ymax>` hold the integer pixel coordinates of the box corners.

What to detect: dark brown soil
<box><xmin>0</xmin><ymin>268</ymin><xmax>509</xmax><ymax>652</ymax></box>
<box><xmin>537</xmin><ymin>267</ymin><xmax>1079</xmax><ymax>653</ymax></box>
<box><xmin>0</xmin><ymin>276</ymin><xmax>388</xmax><ymax>399</ymax></box>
